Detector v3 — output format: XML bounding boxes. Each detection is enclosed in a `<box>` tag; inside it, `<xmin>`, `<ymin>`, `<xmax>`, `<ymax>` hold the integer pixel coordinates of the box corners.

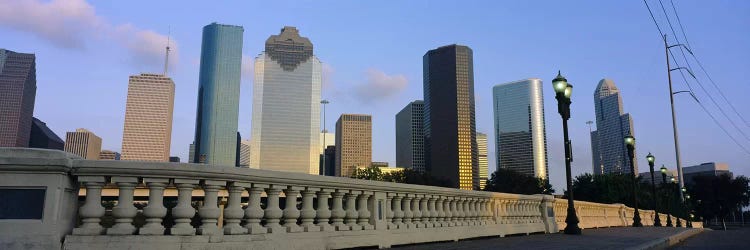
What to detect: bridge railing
<box><xmin>0</xmin><ymin>148</ymin><xmax>689</xmax><ymax>250</ymax></box>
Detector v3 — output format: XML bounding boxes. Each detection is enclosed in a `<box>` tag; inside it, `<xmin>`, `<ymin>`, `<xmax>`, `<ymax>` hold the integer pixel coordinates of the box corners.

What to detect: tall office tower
<box><xmin>28</xmin><ymin>117</ymin><xmax>64</xmax><ymax>150</ymax></box>
<box><xmin>395</xmin><ymin>100</ymin><xmax>425</xmax><ymax>172</ymax></box>
<box><xmin>319</xmin><ymin>132</ymin><xmax>334</xmax><ymax>174</ymax></box>
<box><xmin>193</xmin><ymin>23</ymin><xmax>244</xmax><ymax>166</ymax></box>
<box><xmin>249</xmin><ymin>26</ymin><xmax>321</xmax><ymax>174</ymax></box>
<box><xmin>335</xmin><ymin>114</ymin><xmax>372</xmax><ymax>177</ymax></box>
<box><xmin>99</xmin><ymin>150</ymin><xmax>121</xmax><ymax>160</ymax></box>
<box><xmin>591</xmin><ymin>79</ymin><xmax>637</xmax><ymax>175</ymax></box>
<box><xmin>492</xmin><ymin>79</ymin><xmax>549</xmax><ymax>179</ymax></box>
<box><xmin>476</xmin><ymin>132</ymin><xmax>488</xmax><ymax>190</ymax></box>
<box><xmin>188</xmin><ymin>143</ymin><xmax>195</xmax><ymax>163</ymax></box>
<box><xmin>324</xmin><ymin>145</ymin><xmax>336</xmax><ymax>176</ymax></box>
<box><xmin>120</xmin><ymin>73</ymin><xmax>175</xmax><ymax>162</ymax></box>
<box><xmin>64</xmin><ymin>128</ymin><xmax>102</xmax><ymax>160</ymax></box>
<box><xmin>423</xmin><ymin>44</ymin><xmax>478</xmax><ymax>190</ymax></box>
<box><xmin>0</xmin><ymin>49</ymin><xmax>36</xmax><ymax>147</ymax></box>
<box><xmin>239</xmin><ymin>139</ymin><xmax>251</xmax><ymax>167</ymax></box>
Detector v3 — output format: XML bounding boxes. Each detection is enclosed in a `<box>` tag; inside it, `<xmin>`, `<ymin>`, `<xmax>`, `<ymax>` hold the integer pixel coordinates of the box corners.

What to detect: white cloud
<box><xmin>241</xmin><ymin>54</ymin><xmax>254</xmax><ymax>79</ymax></box>
<box><xmin>322</xmin><ymin>63</ymin><xmax>335</xmax><ymax>91</ymax></box>
<box><xmin>0</xmin><ymin>0</ymin><xmax>177</xmax><ymax>69</ymax></box>
<box><xmin>354</xmin><ymin>69</ymin><xmax>408</xmax><ymax>103</ymax></box>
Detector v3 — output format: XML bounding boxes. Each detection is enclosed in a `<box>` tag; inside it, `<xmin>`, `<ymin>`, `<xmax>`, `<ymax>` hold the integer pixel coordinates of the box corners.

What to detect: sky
<box><xmin>1</xmin><ymin>0</ymin><xmax>749</xmax><ymax>193</ymax></box>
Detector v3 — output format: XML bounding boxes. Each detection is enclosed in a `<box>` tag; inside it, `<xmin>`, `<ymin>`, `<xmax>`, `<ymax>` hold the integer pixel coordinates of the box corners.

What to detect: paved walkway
<box><xmin>671</xmin><ymin>227</ymin><xmax>749</xmax><ymax>249</ymax></box>
<box><xmin>393</xmin><ymin>227</ymin><xmax>694</xmax><ymax>250</ymax></box>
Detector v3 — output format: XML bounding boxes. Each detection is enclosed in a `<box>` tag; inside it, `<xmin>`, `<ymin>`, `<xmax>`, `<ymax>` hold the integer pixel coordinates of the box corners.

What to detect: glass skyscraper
<box><xmin>395</xmin><ymin>100</ymin><xmax>424</xmax><ymax>173</ymax></box>
<box><xmin>591</xmin><ymin>79</ymin><xmax>637</xmax><ymax>175</ymax></box>
<box><xmin>249</xmin><ymin>26</ymin><xmax>321</xmax><ymax>174</ymax></box>
<box><xmin>492</xmin><ymin>79</ymin><xmax>549</xmax><ymax>179</ymax></box>
<box><xmin>0</xmin><ymin>49</ymin><xmax>36</xmax><ymax>147</ymax></box>
<box><xmin>192</xmin><ymin>23</ymin><xmax>244</xmax><ymax>166</ymax></box>
<box><xmin>423</xmin><ymin>44</ymin><xmax>478</xmax><ymax>190</ymax></box>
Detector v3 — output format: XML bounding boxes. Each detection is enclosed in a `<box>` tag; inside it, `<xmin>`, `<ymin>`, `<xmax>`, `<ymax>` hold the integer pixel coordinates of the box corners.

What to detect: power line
<box><xmin>669</xmin><ymin>0</ymin><xmax>692</xmax><ymax>49</ymax></box>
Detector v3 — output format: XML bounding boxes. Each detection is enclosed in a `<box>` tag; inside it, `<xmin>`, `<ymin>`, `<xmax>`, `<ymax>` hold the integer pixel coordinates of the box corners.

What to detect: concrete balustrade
<box><xmin>0</xmin><ymin>149</ymin><xmax>687</xmax><ymax>250</ymax></box>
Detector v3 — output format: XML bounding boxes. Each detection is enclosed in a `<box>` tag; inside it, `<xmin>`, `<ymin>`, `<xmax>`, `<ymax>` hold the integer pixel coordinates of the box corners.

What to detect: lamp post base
<box><xmin>632</xmin><ymin>211</ymin><xmax>643</xmax><ymax>227</ymax></box>
<box><xmin>564</xmin><ymin>207</ymin><xmax>582</xmax><ymax>235</ymax></box>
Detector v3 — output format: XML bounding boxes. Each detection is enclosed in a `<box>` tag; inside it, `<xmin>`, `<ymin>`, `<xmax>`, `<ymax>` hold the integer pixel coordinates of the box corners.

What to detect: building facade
<box><xmin>335</xmin><ymin>114</ymin><xmax>372</xmax><ymax>177</ymax></box>
<box><xmin>99</xmin><ymin>150</ymin><xmax>121</xmax><ymax>160</ymax></box>
<box><xmin>324</xmin><ymin>145</ymin><xmax>336</xmax><ymax>176</ymax></box>
<box><xmin>591</xmin><ymin>79</ymin><xmax>637</xmax><ymax>175</ymax></box>
<box><xmin>395</xmin><ymin>100</ymin><xmax>425</xmax><ymax>172</ymax></box>
<box><xmin>492</xmin><ymin>79</ymin><xmax>549</xmax><ymax>179</ymax></box>
<box><xmin>192</xmin><ymin>23</ymin><xmax>244</xmax><ymax>166</ymax></box>
<box><xmin>423</xmin><ymin>44</ymin><xmax>478</xmax><ymax>190</ymax></box>
<box><xmin>683</xmin><ymin>162</ymin><xmax>733</xmax><ymax>186</ymax></box>
<box><xmin>0</xmin><ymin>49</ymin><xmax>36</xmax><ymax>147</ymax></box>
<box><xmin>249</xmin><ymin>26</ymin><xmax>321</xmax><ymax>174</ymax></box>
<box><xmin>476</xmin><ymin>132</ymin><xmax>488</xmax><ymax>190</ymax></box>
<box><xmin>28</xmin><ymin>117</ymin><xmax>64</xmax><ymax>150</ymax></box>
<box><xmin>239</xmin><ymin>139</ymin><xmax>251</xmax><ymax>167</ymax></box>
<box><xmin>121</xmin><ymin>74</ymin><xmax>175</xmax><ymax>162</ymax></box>
<box><xmin>64</xmin><ymin>128</ymin><xmax>102</xmax><ymax>160</ymax></box>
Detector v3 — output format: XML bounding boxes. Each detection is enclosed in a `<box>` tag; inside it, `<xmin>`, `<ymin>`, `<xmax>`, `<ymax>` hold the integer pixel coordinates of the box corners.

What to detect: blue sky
<box><xmin>2</xmin><ymin>0</ymin><xmax>748</xmax><ymax>192</ymax></box>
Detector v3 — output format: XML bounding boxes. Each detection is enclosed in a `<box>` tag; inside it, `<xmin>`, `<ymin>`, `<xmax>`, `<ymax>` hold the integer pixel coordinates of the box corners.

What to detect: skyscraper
<box><xmin>121</xmin><ymin>73</ymin><xmax>175</xmax><ymax>162</ymax></box>
<box><xmin>99</xmin><ymin>150</ymin><xmax>121</xmax><ymax>160</ymax></box>
<box><xmin>335</xmin><ymin>114</ymin><xmax>372</xmax><ymax>177</ymax></box>
<box><xmin>239</xmin><ymin>139</ymin><xmax>251</xmax><ymax>167</ymax></box>
<box><xmin>591</xmin><ymin>79</ymin><xmax>637</xmax><ymax>175</ymax></box>
<box><xmin>319</xmin><ymin>131</ymin><xmax>334</xmax><ymax>174</ymax></box>
<box><xmin>192</xmin><ymin>23</ymin><xmax>244</xmax><ymax>166</ymax></box>
<box><xmin>188</xmin><ymin>143</ymin><xmax>195</xmax><ymax>163</ymax></box>
<box><xmin>249</xmin><ymin>26</ymin><xmax>321</xmax><ymax>174</ymax></box>
<box><xmin>476</xmin><ymin>132</ymin><xmax>488</xmax><ymax>190</ymax></box>
<box><xmin>492</xmin><ymin>79</ymin><xmax>549</xmax><ymax>179</ymax></box>
<box><xmin>395</xmin><ymin>100</ymin><xmax>425</xmax><ymax>172</ymax></box>
<box><xmin>28</xmin><ymin>117</ymin><xmax>64</xmax><ymax>150</ymax></box>
<box><xmin>64</xmin><ymin>128</ymin><xmax>102</xmax><ymax>160</ymax></box>
<box><xmin>423</xmin><ymin>44</ymin><xmax>477</xmax><ymax>190</ymax></box>
<box><xmin>0</xmin><ymin>49</ymin><xmax>36</xmax><ymax>147</ymax></box>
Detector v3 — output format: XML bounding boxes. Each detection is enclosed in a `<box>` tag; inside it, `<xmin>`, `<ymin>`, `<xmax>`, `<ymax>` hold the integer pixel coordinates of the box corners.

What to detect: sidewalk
<box><xmin>671</xmin><ymin>226</ymin><xmax>749</xmax><ymax>249</ymax></box>
<box><xmin>393</xmin><ymin>227</ymin><xmax>701</xmax><ymax>250</ymax></box>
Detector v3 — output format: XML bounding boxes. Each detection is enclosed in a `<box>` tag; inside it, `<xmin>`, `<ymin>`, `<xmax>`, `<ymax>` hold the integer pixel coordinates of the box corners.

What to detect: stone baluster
<box><xmin>73</xmin><ymin>176</ymin><xmax>106</xmax><ymax>235</ymax></box>
<box><xmin>435</xmin><ymin>196</ymin><xmax>445</xmax><ymax>227</ymax></box>
<box><xmin>412</xmin><ymin>195</ymin><xmax>423</xmax><ymax>228</ymax></box>
<box><xmin>419</xmin><ymin>195</ymin><xmax>430</xmax><ymax>228</ymax></box>
<box><xmin>243</xmin><ymin>183</ymin><xmax>267</xmax><ymax>234</ymax></box>
<box><xmin>197</xmin><ymin>180</ymin><xmax>225</xmax><ymax>236</ymax></box>
<box><xmin>300</xmin><ymin>187</ymin><xmax>320</xmax><ymax>232</ymax></box>
<box><xmin>453</xmin><ymin>198</ymin><xmax>462</xmax><ymax>226</ymax></box>
<box><xmin>442</xmin><ymin>197</ymin><xmax>452</xmax><ymax>227</ymax></box>
<box><xmin>392</xmin><ymin>194</ymin><xmax>404</xmax><ymax>229</ymax></box>
<box><xmin>264</xmin><ymin>185</ymin><xmax>285</xmax><ymax>234</ymax></box>
<box><xmin>315</xmin><ymin>189</ymin><xmax>334</xmax><ymax>232</ymax></box>
<box><xmin>497</xmin><ymin>200</ymin><xmax>506</xmax><ymax>224</ymax></box>
<box><xmin>223</xmin><ymin>182</ymin><xmax>247</xmax><ymax>234</ymax></box>
<box><xmin>449</xmin><ymin>197</ymin><xmax>458</xmax><ymax>226</ymax></box>
<box><xmin>467</xmin><ymin>198</ymin><xmax>475</xmax><ymax>226</ymax></box>
<box><xmin>477</xmin><ymin>199</ymin><xmax>485</xmax><ymax>225</ymax></box>
<box><xmin>402</xmin><ymin>194</ymin><xmax>414</xmax><ymax>228</ymax></box>
<box><xmin>345</xmin><ymin>190</ymin><xmax>362</xmax><ymax>230</ymax></box>
<box><xmin>282</xmin><ymin>186</ymin><xmax>303</xmax><ymax>233</ymax></box>
<box><xmin>357</xmin><ymin>192</ymin><xmax>373</xmax><ymax>230</ymax></box>
<box><xmin>386</xmin><ymin>193</ymin><xmax>396</xmax><ymax>229</ymax></box>
<box><xmin>140</xmin><ymin>178</ymin><xmax>169</xmax><ymax>235</ymax></box>
<box><xmin>427</xmin><ymin>195</ymin><xmax>437</xmax><ymax>228</ymax></box>
<box><xmin>171</xmin><ymin>179</ymin><xmax>198</xmax><ymax>235</ymax></box>
<box><xmin>331</xmin><ymin>189</ymin><xmax>348</xmax><ymax>231</ymax></box>
<box><xmin>106</xmin><ymin>177</ymin><xmax>138</xmax><ymax>235</ymax></box>
<box><xmin>469</xmin><ymin>198</ymin><xmax>478</xmax><ymax>225</ymax></box>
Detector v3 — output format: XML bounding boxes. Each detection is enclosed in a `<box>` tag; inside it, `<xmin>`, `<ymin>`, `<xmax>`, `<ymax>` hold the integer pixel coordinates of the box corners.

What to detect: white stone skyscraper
<box><xmin>249</xmin><ymin>26</ymin><xmax>321</xmax><ymax>174</ymax></box>
<box><xmin>492</xmin><ymin>79</ymin><xmax>549</xmax><ymax>179</ymax></box>
<box><xmin>476</xmin><ymin>132</ymin><xmax>488</xmax><ymax>190</ymax></box>
<box><xmin>591</xmin><ymin>79</ymin><xmax>637</xmax><ymax>175</ymax></box>
<box><xmin>121</xmin><ymin>74</ymin><xmax>175</xmax><ymax>162</ymax></box>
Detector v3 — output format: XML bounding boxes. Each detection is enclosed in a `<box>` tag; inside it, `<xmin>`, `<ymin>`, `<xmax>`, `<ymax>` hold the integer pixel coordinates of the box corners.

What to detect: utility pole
<box><xmin>664</xmin><ymin>35</ymin><xmax>685</xmax><ymax>201</ymax></box>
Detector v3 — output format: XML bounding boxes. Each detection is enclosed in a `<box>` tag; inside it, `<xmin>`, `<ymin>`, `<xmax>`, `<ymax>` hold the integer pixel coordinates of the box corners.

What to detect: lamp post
<box><xmin>624</xmin><ymin>135</ymin><xmax>642</xmax><ymax>227</ymax></box>
<box><xmin>662</xmin><ymin>166</ymin><xmax>673</xmax><ymax>227</ymax></box>
<box><xmin>647</xmin><ymin>153</ymin><xmax>661</xmax><ymax>226</ymax></box>
<box><xmin>685</xmin><ymin>193</ymin><xmax>693</xmax><ymax>228</ymax></box>
<box><xmin>672</xmin><ymin>177</ymin><xmax>682</xmax><ymax>227</ymax></box>
<box><xmin>552</xmin><ymin>71</ymin><xmax>581</xmax><ymax>235</ymax></box>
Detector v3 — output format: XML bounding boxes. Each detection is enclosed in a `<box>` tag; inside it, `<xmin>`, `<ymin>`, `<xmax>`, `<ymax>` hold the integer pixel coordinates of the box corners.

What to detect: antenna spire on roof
<box><xmin>163</xmin><ymin>26</ymin><xmax>171</xmax><ymax>76</ymax></box>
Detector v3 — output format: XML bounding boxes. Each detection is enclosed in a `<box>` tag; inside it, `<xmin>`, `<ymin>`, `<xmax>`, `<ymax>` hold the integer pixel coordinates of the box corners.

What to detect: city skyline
<box><xmin>2</xmin><ymin>1</ymin><xmax>748</xmax><ymax>193</ymax></box>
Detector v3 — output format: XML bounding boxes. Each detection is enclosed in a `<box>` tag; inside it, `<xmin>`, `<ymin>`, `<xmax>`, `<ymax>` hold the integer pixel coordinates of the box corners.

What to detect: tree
<box><xmin>569</xmin><ymin>173</ymin><xmax>656</xmax><ymax>210</ymax></box>
<box><xmin>350</xmin><ymin>166</ymin><xmax>383</xmax><ymax>181</ymax></box>
<box><xmin>688</xmin><ymin>175</ymin><xmax>750</xmax><ymax>229</ymax></box>
<box><xmin>350</xmin><ymin>167</ymin><xmax>453</xmax><ymax>188</ymax></box>
<box><xmin>484</xmin><ymin>168</ymin><xmax>554</xmax><ymax>195</ymax></box>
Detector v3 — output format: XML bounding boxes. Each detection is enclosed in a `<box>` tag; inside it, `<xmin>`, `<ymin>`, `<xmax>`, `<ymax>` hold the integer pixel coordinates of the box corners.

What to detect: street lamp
<box><xmin>672</xmin><ymin>177</ymin><xmax>683</xmax><ymax>227</ymax></box>
<box><xmin>661</xmin><ymin>165</ymin><xmax>673</xmax><ymax>227</ymax></box>
<box><xmin>552</xmin><ymin>71</ymin><xmax>581</xmax><ymax>235</ymax></box>
<box><xmin>624</xmin><ymin>135</ymin><xmax>642</xmax><ymax>227</ymax></box>
<box><xmin>647</xmin><ymin>153</ymin><xmax>661</xmax><ymax>226</ymax></box>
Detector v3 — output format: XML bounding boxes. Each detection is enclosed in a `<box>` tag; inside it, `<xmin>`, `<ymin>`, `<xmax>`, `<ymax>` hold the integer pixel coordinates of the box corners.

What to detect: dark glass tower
<box><xmin>0</xmin><ymin>49</ymin><xmax>36</xmax><ymax>147</ymax></box>
<box><xmin>423</xmin><ymin>44</ymin><xmax>478</xmax><ymax>190</ymax></box>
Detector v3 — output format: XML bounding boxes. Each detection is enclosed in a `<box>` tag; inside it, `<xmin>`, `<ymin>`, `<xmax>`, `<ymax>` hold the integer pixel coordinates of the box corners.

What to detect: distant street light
<box><xmin>624</xmin><ymin>135</ymin><xmax>642</xmax><ymax>227</ymax></box>
<box><xmin>552</xmin><ymin>71</ymin><xmax>581</xmax><ymax>235</ymax></box>
<box><xmin>661</xmin><ymin>165</ymin><xmax>673</xmax><ymax>227</ymax></box>
<box><xmin>647</xmin><ymin>153</ymin><xmax>661</xmax><ymax>226</ymax></box>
